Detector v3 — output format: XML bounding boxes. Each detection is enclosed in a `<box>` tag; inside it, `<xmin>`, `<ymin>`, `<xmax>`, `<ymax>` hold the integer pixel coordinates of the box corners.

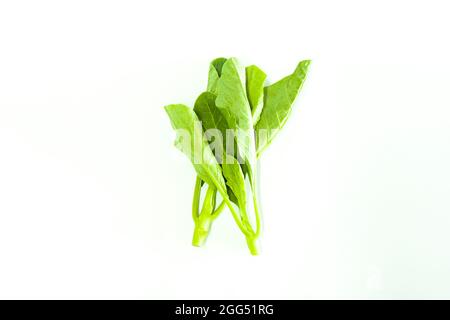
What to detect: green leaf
<box><xmin>193</xmin><ymin>92</ymin><xmax>244</xmax><ymax>208</ymax></box>
<box><xmin>194</xmin><ymin>92</ymin><xmax>227</xmax><ymax>135</ymax></box>
<box><xmin>226</xmin><ymin>185</ymin><xmax>239</xmax><ymax>205</ymax></box>
<box><xmin>207</xmin><ymin>57</ymin><xmax>227</xmax><ymax>95</ymax></box>
<box><xmin>165</xmin><ymin>104</ymin><xmax>227</xmax><ymax>194</ymax></box>
<box><xmin>246</xmin><ymin>65</ymin><xmax>267</xmax><ymax>125</ymax></box>
<box><xmin>193</xmin><ymin>91</ymin><xmax>228</xmax><ymax>162</ymax></box>
<box><xmin>255</xmin><ymin>60</ymin><xmax>311</xmax><ymax>157</ymax></box>
<box><xmin>215</xmin><ymin>57</ymin><xmax>257</xmax><ymax>184</ymax></box>
<box><xmin>222</xmin><ymin>156</ymin><xmax>246</xmax><ymax>210</ymax></box>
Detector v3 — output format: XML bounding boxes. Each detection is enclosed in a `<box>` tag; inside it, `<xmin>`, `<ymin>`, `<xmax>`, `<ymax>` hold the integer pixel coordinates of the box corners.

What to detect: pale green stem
<box><xmin>192</xmin><ymin>182</ymin><xmax>216</xmax><ymax>247</ymax></box>
<box><xmin>192</xmin><ymin>176</ymin><xmax>202</xmax><ymax>222</ymax></box>
<box><xmin>252</xmin><ymin>186</ymin><xmax>262</xmax><ymax>238</ymax></box>
<box><xmin>211</xmin><ymin>200</ymin><xmax>226</xmax><ymax>218</ymax></box>
<box><xmin>221</xmin><ymin>196</ymin><xmax>253</xmax><ymax>237</ymax></box>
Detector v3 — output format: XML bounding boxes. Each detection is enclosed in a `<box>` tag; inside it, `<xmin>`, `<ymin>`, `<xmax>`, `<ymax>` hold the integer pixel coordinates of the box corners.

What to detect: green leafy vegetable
<box><xmin>164</xmin><ymin>57</ymin><xmax>310</xmax><ymax>255</ymax></box>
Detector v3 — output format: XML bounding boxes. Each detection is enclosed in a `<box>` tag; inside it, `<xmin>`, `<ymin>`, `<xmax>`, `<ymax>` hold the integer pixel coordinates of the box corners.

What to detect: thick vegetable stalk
<box><xmin>191</xmin><ymin>174</ymin><xmax>261</xmax><ymax>255</ymax></box>
<box><xmin>191</xmin><ymin>177</ymin><xmax>225</xmax><ymax>247</ymax></box>
<box><xmin>245</xmin><ymin>189</ymin><xmax>262</xmax><ymax>255</ymax></box>
<box><xmin>218</xmin><ymin>179</ymin><xmax>262</xmax><ymax>255</ymax></box>
<box><xmin>233</xmin><ymin>186</ymin><xmax>261</xmax><ymax>255</ymax></box>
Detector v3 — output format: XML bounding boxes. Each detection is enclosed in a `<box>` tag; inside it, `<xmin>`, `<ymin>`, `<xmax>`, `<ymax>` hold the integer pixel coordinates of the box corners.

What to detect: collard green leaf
<box><xmin>207</xmin><ymin>57</ymin><xmax>227</xmax><ymax>95</ymax></box>
<box><xmin>165</xmin><ymin>104</ymin><xmax>227</xmax><ymax>194</ymax></box>
<box><xmin>255</xmin><ymin>60</ymin><xmax>311</xmax><ymax>157</ymax></box>
<box><xmin>215</xmin><ymin>57</ymin><xmax>257</xmax><ymax>183</ymax></box>
<box><xmin>246</xmin><ymin>65</ymin><xmax>267</xmax><ymax>125</ymax></box>
<box><xmin>222</xmin><ymin>156</ymin><xmax>246</xmax><ymax>210</ymax></box>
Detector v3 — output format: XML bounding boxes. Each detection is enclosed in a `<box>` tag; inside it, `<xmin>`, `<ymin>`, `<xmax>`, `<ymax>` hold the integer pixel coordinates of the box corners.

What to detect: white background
<box><xmin>1</xmin><ymin>0</ymin><xmax>449</xmax><ymax>299</ymax></box>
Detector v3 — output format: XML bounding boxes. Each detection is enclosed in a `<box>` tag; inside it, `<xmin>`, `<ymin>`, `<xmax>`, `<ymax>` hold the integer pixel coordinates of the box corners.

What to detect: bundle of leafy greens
<box><xmin>165</xmin><ymin>57</ymin><xmax>310</xmax><ymax>255</ymax></box>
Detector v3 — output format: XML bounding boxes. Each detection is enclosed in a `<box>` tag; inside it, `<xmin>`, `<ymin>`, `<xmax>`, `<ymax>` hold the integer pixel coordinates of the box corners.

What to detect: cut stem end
<box><xmin>246</xmin><ymin>236</ymin><xmax>259</xmax><ymax>256</ymax></box>
<box><xmin>192</xmin><ymin>227</ymin><xmax>209</xmax><ymax>247</ymax></box>
<box><xmin>192</xmin><ymin>217</ymin><xmax>213</xmax><ymax>247</ymax></box>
